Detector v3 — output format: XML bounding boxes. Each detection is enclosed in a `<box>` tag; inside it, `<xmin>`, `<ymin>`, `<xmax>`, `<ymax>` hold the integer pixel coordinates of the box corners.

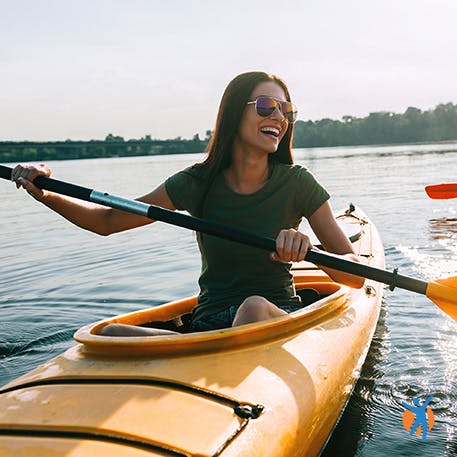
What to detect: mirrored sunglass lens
<box><xmin>256</xmin><ymin>97</ymin><xmax>276</xmax><ymax>117</ymax></box>
<box><xmin>255</xmin><ymin>97</ymin><xmax>297</xmax><ymax>122</ymax></box>
<box><xmin>281</xmin><ymin>102</ymin><xmax>297</xmax><ymax>123</ymax></box>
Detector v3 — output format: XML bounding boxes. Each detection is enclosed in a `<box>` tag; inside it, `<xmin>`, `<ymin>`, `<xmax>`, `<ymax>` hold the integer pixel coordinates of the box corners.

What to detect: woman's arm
<box><xmin>272</xmin><ymin>201</ymin><xmax>364</xmax><ymax>288</ymax></box>
<box><xmin>308</xmin><ymin>201</ymin><xmax>365</xmax><ymax>288</ymax></box>
<box><xmin>12</xmin><ymin>164</ymin><xmax>176</xmax><ymax>236</ymax></box>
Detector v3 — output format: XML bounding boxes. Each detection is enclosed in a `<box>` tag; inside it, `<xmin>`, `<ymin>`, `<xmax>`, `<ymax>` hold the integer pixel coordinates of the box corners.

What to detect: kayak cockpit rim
<box><xmin>73</xmin><ymin>282</ymin><xmax>351</xmax><ymax>356</ymax></box>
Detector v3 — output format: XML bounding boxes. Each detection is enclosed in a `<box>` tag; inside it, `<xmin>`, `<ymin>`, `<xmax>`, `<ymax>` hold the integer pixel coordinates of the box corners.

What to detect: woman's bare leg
<box><xmin>99</xmin><ymin>323</ymin><xmax>179</xmax><ymax>337</ymax></box>
<box><xmin>232</xmin><ymin>295</ymin><xmax>287</xmax><ymax>327</ymax></box>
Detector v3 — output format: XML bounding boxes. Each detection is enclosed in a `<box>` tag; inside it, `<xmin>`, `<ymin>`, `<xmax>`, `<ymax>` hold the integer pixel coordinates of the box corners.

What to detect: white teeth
<box><xmin>260</xmin><ymin>127</ymin><xmax>280</xmax><ymax>137</ymax></box>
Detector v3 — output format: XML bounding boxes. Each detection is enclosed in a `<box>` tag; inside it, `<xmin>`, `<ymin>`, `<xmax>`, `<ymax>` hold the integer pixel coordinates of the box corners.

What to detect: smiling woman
<box><xmin>10</xmin><ymin>71</ymin><xmax>364</xmax><ymax>336</ymax></box>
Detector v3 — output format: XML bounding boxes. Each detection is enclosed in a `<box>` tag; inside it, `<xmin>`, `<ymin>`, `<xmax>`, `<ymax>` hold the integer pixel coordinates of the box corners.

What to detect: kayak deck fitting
<box><xmin>0</xmin><ymin>205</ymin><xmax>384</xmax><ymax>457</ymax></box>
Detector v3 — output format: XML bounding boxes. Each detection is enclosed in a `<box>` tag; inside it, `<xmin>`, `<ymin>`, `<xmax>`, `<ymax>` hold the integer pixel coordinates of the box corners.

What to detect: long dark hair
<box><xmin>195</xmin><ymin>71</ymin><xmax>295</xmax><ymax>215</ymax></box>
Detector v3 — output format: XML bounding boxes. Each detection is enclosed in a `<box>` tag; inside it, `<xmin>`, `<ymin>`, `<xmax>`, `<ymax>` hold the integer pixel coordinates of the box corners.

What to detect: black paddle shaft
<box><xmin>0</xmin><ymin>164</ymin><xmax>428</xmax><ymax>295</ymax></box>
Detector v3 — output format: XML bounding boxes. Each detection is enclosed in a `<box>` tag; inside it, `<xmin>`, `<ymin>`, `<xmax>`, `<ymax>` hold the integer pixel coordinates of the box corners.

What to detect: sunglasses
<box><xmin>247</xmin><ymin>96</ymin><xmax>298</xmax><ymax>123</ymax></box>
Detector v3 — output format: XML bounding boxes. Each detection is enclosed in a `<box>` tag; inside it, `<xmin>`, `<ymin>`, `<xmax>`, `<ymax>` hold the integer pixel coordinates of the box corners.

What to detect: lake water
<box><xmin>1</xmin><ymin>143</ymin><xmax>456</xmax><ymax>456</ymax></box>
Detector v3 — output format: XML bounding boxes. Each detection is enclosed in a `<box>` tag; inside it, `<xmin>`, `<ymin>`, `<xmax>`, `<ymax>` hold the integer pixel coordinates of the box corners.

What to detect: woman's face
<box><xmin>235</xmin><ymin>81</ymin><xmax>290</xmax><ymax>155</ymax></box>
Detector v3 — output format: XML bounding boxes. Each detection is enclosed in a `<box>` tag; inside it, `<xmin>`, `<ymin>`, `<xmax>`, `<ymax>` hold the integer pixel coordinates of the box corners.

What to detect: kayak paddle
<box><xmin>425</xmin><ymin>183</ymin><xmax>457</xmax><ymax>200</ymax></box>
<box><xmin>1</xmin><ymin>164</ymin><xmax>456</xmax><ymax>321</ymax></box>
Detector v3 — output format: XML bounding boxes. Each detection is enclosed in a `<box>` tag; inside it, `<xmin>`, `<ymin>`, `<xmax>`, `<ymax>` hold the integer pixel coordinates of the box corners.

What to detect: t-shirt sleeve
<box><xmin>165</xmin><ymin>166</ymin><xmax>204</xmax><ymax>214</ymax></box>
<box><xmin>294</xmin><ymin>166</ymin><xmax>330</xmax><ymax>218</ymax></box>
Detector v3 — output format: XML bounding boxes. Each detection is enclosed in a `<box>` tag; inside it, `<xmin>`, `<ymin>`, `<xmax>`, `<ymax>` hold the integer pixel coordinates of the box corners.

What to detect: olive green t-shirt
<box><xmin>165</xmin><ymin>162</ymin><xmax>330</xmax><ymax>321</ymax></box>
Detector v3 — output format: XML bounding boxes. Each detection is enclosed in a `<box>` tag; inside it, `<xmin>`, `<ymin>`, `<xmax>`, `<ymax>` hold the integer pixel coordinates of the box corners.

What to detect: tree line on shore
<box><xmin>1</xmin><ymin>102</ymin><xmax>456</xmax><ymax>163</ymax></box>
<box><xmin>293</xmin><ymin>102</ymin><xmax>457</xmax><ymax>147</ymax></box>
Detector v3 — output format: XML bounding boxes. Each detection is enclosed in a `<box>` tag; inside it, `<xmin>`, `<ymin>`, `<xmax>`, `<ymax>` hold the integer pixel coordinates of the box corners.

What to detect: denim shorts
<box><xmin>190</xmin><ymin>301</ymin><xmax>304</xmax><ymax>332</ymax></box>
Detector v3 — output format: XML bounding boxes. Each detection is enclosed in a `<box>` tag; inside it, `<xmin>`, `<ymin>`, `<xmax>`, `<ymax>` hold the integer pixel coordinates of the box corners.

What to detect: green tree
<box><xmin>105</xmin><ymin>133</ymin><xmax>125</xmax><ymax>142</ymax></box>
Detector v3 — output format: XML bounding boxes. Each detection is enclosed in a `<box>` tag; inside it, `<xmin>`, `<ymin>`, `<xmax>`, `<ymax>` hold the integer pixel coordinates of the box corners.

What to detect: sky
<box><xmin>1</xmin><ymin>0</ymin><xmax>456</xmax><ymax>141</ymax></box>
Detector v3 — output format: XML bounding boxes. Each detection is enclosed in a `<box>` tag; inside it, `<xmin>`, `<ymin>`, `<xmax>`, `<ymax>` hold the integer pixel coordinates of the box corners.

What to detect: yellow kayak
<box><xmin>0</xmin><ymin>205</ymin><xmax>384</xmax><ymax>457</ymax></box>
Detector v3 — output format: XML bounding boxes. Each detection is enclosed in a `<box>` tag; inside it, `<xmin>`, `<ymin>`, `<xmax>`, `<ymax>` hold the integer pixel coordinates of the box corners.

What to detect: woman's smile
<box><xmin>260</xmin><ymin>126</ymin><xmax>281</xmax><ymax>138</ymax></box>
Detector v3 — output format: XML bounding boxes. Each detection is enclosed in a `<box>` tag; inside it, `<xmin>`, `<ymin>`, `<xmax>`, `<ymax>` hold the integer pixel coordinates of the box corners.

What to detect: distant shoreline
<box><xmin>2</xmin><ymin>101</ymin><xmax>457</xmax><ymax>162</ymax></box>
<box><xmin>1</xmin><ymin>138</ymin><xmax>457</xmax><ymax>165</ymax></box>
<box><xmin>0</xmin><ymin>138</ymin><xmax>209</xmax><ymax>163</ymax></box>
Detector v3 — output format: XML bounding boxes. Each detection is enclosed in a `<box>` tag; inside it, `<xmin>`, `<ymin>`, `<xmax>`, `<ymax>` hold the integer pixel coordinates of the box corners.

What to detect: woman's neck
<box><xmin>224</xmin><ymin>150</ymin><xmax>271</xmax><ymax>195</ymax></box>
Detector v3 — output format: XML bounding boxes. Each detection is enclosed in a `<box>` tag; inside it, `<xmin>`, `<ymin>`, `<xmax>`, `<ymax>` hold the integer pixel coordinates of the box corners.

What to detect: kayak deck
<box><xmin>0</xmin><ymin>205</ymin><xmax>385</xmax><ymax>457</ymax></box>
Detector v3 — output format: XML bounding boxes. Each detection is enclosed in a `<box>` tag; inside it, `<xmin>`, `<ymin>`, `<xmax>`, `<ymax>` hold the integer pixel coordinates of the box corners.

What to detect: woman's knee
<box><xmin>99</xmin><ymin>324</ymin><xmax>131</xmax><ymax>336</ymax></box>
<box><xmin>239</xmin><ymin>295</ymin><xmax>270</xmax><ymax>310</ymax></box>
<box><xmin>234</xmin><ymin>296</ymin><xmax>272</xmax><ymax>322</ymax></box>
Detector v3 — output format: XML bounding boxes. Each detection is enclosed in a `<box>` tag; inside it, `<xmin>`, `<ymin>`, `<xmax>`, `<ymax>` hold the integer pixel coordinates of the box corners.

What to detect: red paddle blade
<box><xmin>426</xmin><ymin>276</ymin><xmax>457</xmax><ymax>320</ymax></box>
<box><xmin>425</xmin><ymin>183</ymin><xmax>457</xmax><ymax>200</ymax></box>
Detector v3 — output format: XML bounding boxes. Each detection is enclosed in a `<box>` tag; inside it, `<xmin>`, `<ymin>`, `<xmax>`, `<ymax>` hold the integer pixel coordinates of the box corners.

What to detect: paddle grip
<box><xmin>0</xmin><ymin>165</ymin><xmax>93</xmax><ymax>201</ymax></box>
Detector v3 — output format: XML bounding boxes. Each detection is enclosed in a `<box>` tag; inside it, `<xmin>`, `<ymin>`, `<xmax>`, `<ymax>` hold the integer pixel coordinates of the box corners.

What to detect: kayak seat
<box><xmin>139</xmin><ymin>313</ymin><xmax>193</xmax><ymax>333</ymax></box>
<box><xmin>297</xmin><ymin>288</ymin><xmax>321</xmax><ymax>306</ymax></box>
